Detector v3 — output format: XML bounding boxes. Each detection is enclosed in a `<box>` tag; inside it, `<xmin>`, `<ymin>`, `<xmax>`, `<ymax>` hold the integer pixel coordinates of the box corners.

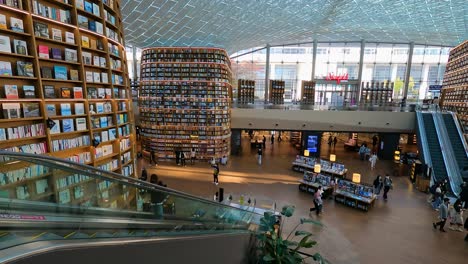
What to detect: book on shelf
<box><xmin>51</xmin><ymin>28</ymin><xmax>62</xmax><ymax>42</ymax></box>
<box><xmin>70</xmin><ymin>69</ymin><xmax>79</xmax><ymax>81</ymax></box>
<box><xmin>46</xmin><ymin>104</ymin><xmax>56</xmax><ymax>116</ymax></box>
<box><xmin>22</xmin><ymin>103</ymin><xmax>40</xmax><ymax>117</ymax></box>
<box><xmin>54</xmin><ymin>66</ymin><xmax>67</xmax><ymax>80</ymax></box>
<box><xmin>2</xmin><ymin>103</ymin><xmax>21</xmax><ymax>119</ymax></box>
<box><xmin>13</xmin><ymin>39</ymin><xmax>27</xmax><ymax>55</ymax></box>
<box><xmin>100</xmin><ymin>116</ymin><xmax>108</xmax><ymax>127</ymax></box>
<box><xmin>91</xmin><ymin>116</ymin><xmax>100</xmax><ymax>128</ymax></box>
<box><xmin>73</xmin><ymin>87</ymin><xmax>83</xmax><ymax>99</ymax></box>
<box><xmin>100</xmin><ymin>57</ymin><xmax>106</xmax><ymax>67</ymax></box>
<box><xmin>51</xmin><ymin>48</ymin><xmax>62</xmax><ymax>60</ymax></box>
<box><xmin>77</xmin><ymin>15</ymin><xmax>88</xmax><ymax>29</ymax></box>
<box><xmin>101</xmin><ymin>130</ymin><xmax>109</xmax><ymax>142</ymax></box>
<box><xmin>60</xmin><ymin>87</ymin><xmax>71</xmax><ymax>98</ymax></box>
<box><xmin>101</xmin><ymin>73</ymin><xmax>108</xmax><ymax>83</ymax></box>
<box><xmin>75</xmin><ymin>103</ymin><xmax>84</xmax><ymax>114</ymax></box>
<box><xmin>49</xmin><ymin>119</ymin><xmax>60</xmax><ymax>134</ymax></box>
<box><xmin>43</xmin><ymin>85</ymin><xmax>56</xmax><ymax>98</ymax></box>
<box><xmin>93</xmin><ymin>3</ymin><xmax>100</xmax><ymax>16</ymax></box>
<box><xmin>0</xmin><ymin>35</ymin><xmax>11</xmax><ymax>53</ymax></box>
<box><xmin>88</xmin><ymin>20</ymin><xmax>96</xmax><ymax>31</ymax></box>
<box><xmin>109</xmin><ymin>128</ymin><xmax>117</xmax><ymax>140</ymax></box>
<box><xmin>82</xmin><ymin>52</ymin><xmax>92</xmax><ymax>64</ymax></box>
<box><xmin>87</xmin><ymin>87</ymin><xmax>97</xmax><ymax>99</ymax></box>
<box><xmin>97</xmin><ymin>88</ymin><xmax>105</xmax><ymax>98</ymax></box>
<box><xmin>0</xmin><ymin>15</ymin><xmax>6</xmax><ymax>30</ymax></box>
<box><xmin>60</xmin><ymin>103</ymin><xmax>72</xmax><ymax>116</ymax></box>
<box><xmin>96</xmin><ymin>39</ymin><xmax>104</xmax><ymax>50</ymax></box>
<box><xmin>5</xmin><ymin>85</ymin><xmax>19</xmax><ymax>99</ymax></box>
<box><xmin>95</xmin><ymin>22</ymin><xmax>103</xmax><ymax>35</ymax></box>
<box><xmin>16</xmin><ymin>61</ymin><xmax>34</xmax><ymax>77</ymax></box>
<box><xmin>65</xmin><ymin>48</ymin><xmax>77</xmax><ymax>62</ymax></box>
<box><xmin>59</xmin><ymin>189</ymin><xmax>70</xmax><ymax>204</ymax></box>
<box><xmin>90</xmin><ymin>39</ymin><xmax>97</xmax><ymax>49</ymax></box>
<box><xmin>105</xmin><ymin>88</ymin><xmax>112</xmax><ymax>99</ymax></box>
<box><xmin>84</xmin><ymin>1</ymin><xmax>93</xmax><ymax>12</ymax></box>
<box><xmin>93</xmin><ymin>55</ymin><xmax>100</xmax><ymax>66</ymax></box>
<box><xmin>0</xmin><ymin>61</ymin><xmax>12</xmax><ymax>76</ymax></box>
<box><xmin>23</xmin><ymin>85</ymin><xmax>36</xmax><ymax>98</ymax></box>
<box><xmin>33</xmin><ymin>22</ymin><xmax>49</xmax><ymax>38</ymax></box>
<box><xmin>10</xmin><ymin>17</ymin><xmax>23</xmax><ymax>33</ymax></box>
<box><xmin>76</xmin><ymin>0</ymin><xmax>84</xmax><ymax>9</ymax></box>
<box><xmin>0</xmin><ymin>128</ymin><xmax>6</xmax><ymax>141</ymax></box>
<box><xmin>38</xmin><ymin>45</ymin><xmax>49</xmax><ymax>59</ymax></box>
<box><xmin>41</xmin><ymin>66</ymin><xmax>53</xmax><ymax>78</ymax></box>
<box><xmin>65</xmin><ymin>32</ymin><xmax>75</xmax><ymax>44</ymax></box>
<box><xmin>104</xmin><ymin>102</ymin><xmax>112</xmax><ymax>112</ymax></box>
<box><xmin>96</xmin><ymin>102</ymin><xmax>104</xmax><ymax>113</ymax></box>
<box><xmin>85</xmin><ymin>71</ymin><xmax>93</xmax><ymax>82</ymax></box>
<box><xmin>93</xmin><ymin>132</ymin><xmax>101</xmax><ymax>143</ymax></box>
<box><xmin>62</xmin><ymin>119</ymin><xmax>75</xmax><ymax>132</ymax></box>
<box><xmin>16</xmin><ymin>186</ymin><xmax>29</xmax><ymax>200</ymax></box>
<box><xmin>81</xmin><ymin>36</ymin><xmax>90</xmax><ymax>48</ymax></box>
<box><xmin>93</xmin><ymin>72</ymin><xmax>100</xmax><ymax>82</ymax></box>
<box><xmin>35</xmin><ymin>179</ymin><xmax>48</xmax><ymax>194</ymax></box>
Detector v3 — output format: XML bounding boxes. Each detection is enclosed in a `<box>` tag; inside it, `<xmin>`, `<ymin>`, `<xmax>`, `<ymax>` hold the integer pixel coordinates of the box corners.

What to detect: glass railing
<box><xmin>231</xmin><ymin>101</ymin><xmax>418</xmax><ymax>112</ymax></box>
<box><xmin>0</xmin><ymin>151</ymin><xmax>262</xmax><ymax>252</ymax></box>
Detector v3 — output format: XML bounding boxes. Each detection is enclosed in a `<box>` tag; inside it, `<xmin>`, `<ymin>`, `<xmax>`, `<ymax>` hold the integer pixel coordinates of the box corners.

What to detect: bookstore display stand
<box><xmin>0</xmin><ymin>0</ymin><xmax>136</xmax><ymax>204</ymax></box>
<box><xmin>139</xmin><ymin>47</ymin><xmax>232</xmax><ymax>161</ymax></box>
<box><xmin>269</xmin><ymin>80</ymin><xmax>284</xmax><ymax>104</ymax></box>
<box><xmin>334</xmin><ymin>179</ymin><xmax>375</xmax><ymax>211</ymax></box>
<box><xmin>237</xmin><ymin>79</ymin><xmax>254</xmax><ymax>104</ymax></box>
<box><xmin>301</xmin><ymin>80</ymin><xmax>315</xmax><ymax>104</ymax></box>
<box><xmin>298</xmin><ymin>171</ymin><xmax>333</xmax><ymax>199</ymax></box>
<box><xmin>441</xmin><ymin>40</ymin><xmax>468</xmax><ymax>134</ymax></box>
<box><xmin>360</xmin><ymin>81</ymin><xmax>393</xmax><ymax>106</ymax></box>
<box><xmin>292</xmin><ymin>155</ymin><xmax>348</xmax><ymax>178</ymax></box>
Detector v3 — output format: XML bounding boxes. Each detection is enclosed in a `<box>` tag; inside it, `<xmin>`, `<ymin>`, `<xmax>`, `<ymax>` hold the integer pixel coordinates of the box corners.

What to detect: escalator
<box><xmin>442</xmin><ymin>113</ymin><xmax>468</xmax><ymax>178</ymax></box>
<box><xmin>419</xmin><ymin>113</ymin><xmax>451</xmax><ymax>191</ymax></box>
<box><xmin>0</xmin><ymin>152</ymin><xmax>262</xmax><ymax>263</ymax></box>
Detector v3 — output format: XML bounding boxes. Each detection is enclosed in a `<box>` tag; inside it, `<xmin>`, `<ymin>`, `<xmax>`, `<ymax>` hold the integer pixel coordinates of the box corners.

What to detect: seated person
<box><xmin>220</xmin><ymin>155</ymin><xmax>228</xmax><ymax>165</ymax></box>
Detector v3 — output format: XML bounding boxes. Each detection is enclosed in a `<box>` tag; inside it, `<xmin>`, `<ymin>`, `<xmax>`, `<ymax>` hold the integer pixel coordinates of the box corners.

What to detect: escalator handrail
<box><xmin>432</xmin><ymin>112</ymin><xmax>462</xmax><ymax>196</ymax></box>
<box><xmin>416</xmin><ymin>111</ymin><xmax>433</xmax><ymax>183</ymax></box>
<box><xmin>447</xmin><ymin>111</ymin><xmax>468</xmax><ymax>160</ymax></box>
<box><xmin>0</xmin><ymin>151</ymin><xmax>263</xmax><ymax>217</ymax></box>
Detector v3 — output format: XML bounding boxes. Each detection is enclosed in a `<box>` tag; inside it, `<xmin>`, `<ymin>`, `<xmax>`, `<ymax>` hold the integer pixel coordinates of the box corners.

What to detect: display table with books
<box><xmin>298</xmin><ymin>172</ymin><xmax>333</xmax><ymax>198</ymax></box>
<box><xmin>334</xmin><ymin>179</ymin><xmax>376</xmax><ymax>211</ymax></box>
<box><xmin>292</xmin><ymin>155</ymin><xmax>347</xmax><ymax>177</ymax></box>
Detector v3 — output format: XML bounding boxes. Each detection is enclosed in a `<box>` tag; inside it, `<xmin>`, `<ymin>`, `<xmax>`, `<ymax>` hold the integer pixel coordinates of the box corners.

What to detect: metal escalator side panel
<box><xmin>416</xmin><ymin>111</ymin><xmax>433</xmax><ymax>184</ymax></box>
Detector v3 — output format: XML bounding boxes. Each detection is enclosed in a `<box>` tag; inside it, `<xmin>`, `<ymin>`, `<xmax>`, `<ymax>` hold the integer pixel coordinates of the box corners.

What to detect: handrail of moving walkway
<box><xmin>0</xmin><ymin>151</ymin><xmax>263</xmax><ymax>217</ymax></box>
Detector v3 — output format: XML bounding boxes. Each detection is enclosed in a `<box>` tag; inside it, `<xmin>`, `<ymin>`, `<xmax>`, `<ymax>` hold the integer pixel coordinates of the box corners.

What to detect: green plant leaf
<box><xmin>281</xmin><ymin>205</ymin><xmax>295</xmax><ymax>217</ymax></box>
<box><xmin>300</xmin><ymin>218</ymin><xmax>323</xmax><ymax>226</ymax></box>
<box><xmin>283</xmin><ymin>240</ymin><xmax>298</xmax><ymax>247</ymax></box>
<box><xmin>263</xmin><ymin>254</ymin><xmax>275</xmax><ymax>262</ymax></box>
<box><xmin>295</xmin><ymin>230</ymin><xmax>312</xmax><ymax>236</ymax></box>
<box><xmin>298</xmin><ymin>234</ymin><xmax>312</xmax><ymax>248</ymax></box>
<box><xmin>312</xmin><ymin>253</ymin><xmax>330</xmax><ymax>264</ymax></box>
<box><xmin>302</xmin><ymin>240</ymin><xmax>318</xmax><ymax>248</ymax></box>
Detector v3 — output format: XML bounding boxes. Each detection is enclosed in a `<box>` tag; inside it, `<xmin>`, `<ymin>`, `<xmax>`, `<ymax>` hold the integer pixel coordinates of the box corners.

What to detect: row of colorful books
<box><xmin>0</xmin><ymin>164</ymin><xmax>49</xmax><ymax>185</ymax></box>
<box><xmin>0</xmin><ymin>60</ymin><xmax>33</xmax><ymax>77</ymax></box>
<box><xmin>0</xmin><ymin>123</ymin><xmax>45</xmax><ymax>140</ymax></box>
<box><xmin>1</xmin><ymin>102</ymin><xmax>40</xmax><ymax>119</ymax></box>
<box><xmin>49</xmin><ymin>118</ymin><xmax>87</xmax><ymax>134</ymax></box>
<box><xmin>51</xmin><ymin>135</ymin><xmax>90</xmax><ymax>152</ymax></box>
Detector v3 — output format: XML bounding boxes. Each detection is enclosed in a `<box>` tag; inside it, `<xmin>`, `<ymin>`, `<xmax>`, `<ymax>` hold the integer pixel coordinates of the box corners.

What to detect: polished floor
<box><xmin>138</xmin><ymin>133</ymin><xmax>468</xmax><ymax>264</ymax></box>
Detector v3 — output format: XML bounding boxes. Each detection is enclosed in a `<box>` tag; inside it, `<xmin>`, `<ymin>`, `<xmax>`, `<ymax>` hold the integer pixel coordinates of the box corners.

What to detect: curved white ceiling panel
<box><xmin>121</xmin><ymin>0</ymin><xmax>467</xmax><ymax>53</ymax></box>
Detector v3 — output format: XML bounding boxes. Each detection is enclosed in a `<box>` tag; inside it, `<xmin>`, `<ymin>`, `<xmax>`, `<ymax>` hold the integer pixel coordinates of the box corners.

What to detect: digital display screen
<box><xmin>307</xmin><ymin>135</ymin><xmax>318</xmax><ymax>153</ymax></box>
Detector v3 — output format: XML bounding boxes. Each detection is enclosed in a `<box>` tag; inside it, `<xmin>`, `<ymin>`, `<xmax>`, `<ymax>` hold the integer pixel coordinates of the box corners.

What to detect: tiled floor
<box><xmin>138</xmin><ymin>133</ymin><xmax>467</xmax><ymax>264</ymax></box>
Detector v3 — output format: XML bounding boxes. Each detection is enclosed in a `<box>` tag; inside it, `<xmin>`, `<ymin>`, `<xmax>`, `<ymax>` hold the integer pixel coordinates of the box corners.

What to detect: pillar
<box><xmin>264</xmin><ymin>44</ymin><xmax>271</xmax><ymax>103</ymax></box>
<box><xmin>356</xmin><ymin>40</ymin><xmax>365</xmax><ymax>105</ymax></box>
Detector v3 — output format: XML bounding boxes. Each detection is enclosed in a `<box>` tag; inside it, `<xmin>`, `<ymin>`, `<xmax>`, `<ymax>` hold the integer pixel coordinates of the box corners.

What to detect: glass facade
<box><xmin>129</xmin><ymin>42</ymin><xmax>451</xmax><ymax>103</ymax></box>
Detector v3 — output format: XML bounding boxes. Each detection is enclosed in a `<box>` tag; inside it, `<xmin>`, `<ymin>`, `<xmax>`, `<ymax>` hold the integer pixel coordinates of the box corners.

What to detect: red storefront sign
<box><xmin>325</xmin><ymin>73</ymin><xmax>349</xmax><ymax>84</ymax></box>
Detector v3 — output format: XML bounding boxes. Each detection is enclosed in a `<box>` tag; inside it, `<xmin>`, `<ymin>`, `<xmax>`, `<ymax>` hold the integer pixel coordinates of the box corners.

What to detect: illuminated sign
<box><xmin>325</xmin><ymin>73</ymin><xmax>349</xmax><ymax>84</ymax></box>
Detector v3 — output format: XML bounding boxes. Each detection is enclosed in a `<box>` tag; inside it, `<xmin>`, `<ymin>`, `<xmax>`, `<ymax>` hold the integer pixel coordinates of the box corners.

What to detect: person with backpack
<box><xmin>433</xmin><ymin>198</ymin><xmax>450</xmax><ymax>232</ymax></box>
<box><xmin>383</xmin><ymin>175</ymin><xmax>393</xmax><ymax>200</ymax></box>
<box><xmin>432</xmin><ymin>183</ymin><xmax>443</xmax><ymax>210</ymax></box>
<box><xmin>212</xmin><ymin>163</ymin><xmax>219</xmax><ymax>185</ymax></box>
<box><xmin>373</xmin><ymin>175</ymin><xmax>383</xmax><ymax>196</ymax></box>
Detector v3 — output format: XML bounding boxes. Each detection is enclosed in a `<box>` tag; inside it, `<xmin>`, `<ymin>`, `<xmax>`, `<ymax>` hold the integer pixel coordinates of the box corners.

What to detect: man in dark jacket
<box><xmin>460</xmin><ymin>181</ymin><xmax>468</xmax><ymax>209</ymax></box>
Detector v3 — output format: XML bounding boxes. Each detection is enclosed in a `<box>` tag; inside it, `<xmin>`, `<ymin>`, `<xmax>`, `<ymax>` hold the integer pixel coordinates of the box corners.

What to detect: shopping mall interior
<box><xmin>0</xmin><ymin>0</ymin><xmax>467</xmax><ymax>263</ymax></box>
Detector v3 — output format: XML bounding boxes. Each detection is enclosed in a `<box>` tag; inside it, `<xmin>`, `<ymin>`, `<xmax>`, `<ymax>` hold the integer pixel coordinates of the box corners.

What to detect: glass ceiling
<box><xmin>121</xmin><ymin>0</ymin><xmax>467</xmax><ymax>54</ymax></box>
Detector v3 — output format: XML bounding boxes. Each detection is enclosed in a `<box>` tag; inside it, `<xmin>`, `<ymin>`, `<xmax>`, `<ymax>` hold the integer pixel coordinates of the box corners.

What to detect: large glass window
<box><xmin>314</xmin><ymin>42</ymin><xmax>361</xmax><ymax>80</ymax></box>
<box><xmin>408</xmin><ymin>45</ymin><xmax>449</xmax><ymax>100</ymax></box>
<box><xmin>231</xmin><ymin>47</ymin><xmax>267</xmax><ymax>100</ymax></box>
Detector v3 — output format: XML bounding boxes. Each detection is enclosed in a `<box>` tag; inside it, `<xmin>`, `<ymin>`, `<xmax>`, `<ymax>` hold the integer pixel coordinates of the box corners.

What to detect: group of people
<box><xmin>373</xmin><ymin>175</ymin><xmax>393</xmax><ymax>200</ymax></box>
<box><xmin>431</xmin><ymin>180</ymin><xmax>468</xmax><ymax>241</ymax></box>
<box><xmin>174</xmin><ymin>148</ymin><xmax>197</xmax><ymax>166</ymax></box>
<box><xmin>327</xmin><ymin>136</ymin><xmax>338</xmax><ymax>148</ymax></box>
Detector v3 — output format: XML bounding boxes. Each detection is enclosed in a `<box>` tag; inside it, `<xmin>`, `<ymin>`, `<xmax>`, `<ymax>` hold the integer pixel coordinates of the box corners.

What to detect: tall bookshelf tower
<box><xmin>139</xmin><ymin>47</ymin><xmax>232</xmax><ymax>161</ymax></box>
<box><xmin>441</xmin><ymin>40</ymin><xmax>468</xmax><ymax>134</ymax></box>
<box><xmin>0</xmin><ymin>0</ymin><xmax>136</xmax><ymax>205</ymax></box>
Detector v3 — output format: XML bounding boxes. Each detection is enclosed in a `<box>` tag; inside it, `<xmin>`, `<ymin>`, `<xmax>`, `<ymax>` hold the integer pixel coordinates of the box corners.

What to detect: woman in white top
<box><xmin>190</xmin><ymin>148</ymin><xmax>196</xmax><ymax>165</ymax></box>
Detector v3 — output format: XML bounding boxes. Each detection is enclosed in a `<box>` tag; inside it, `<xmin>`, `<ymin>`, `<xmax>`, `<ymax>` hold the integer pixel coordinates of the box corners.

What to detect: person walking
<box><xmin>309</xmin><ymin>186</ymin><xmax>323</xmax><ymax>216</ymax></box>
<box><xmin>359</xmin><ymin>144</ymin><xmax>366</xmax><ymax>161</ymax></box>
<box><xmin>212</xmin><ymin>163</ymin><xmax>219</xmax><ymax>185</ymax></box>
<box><xmin>262</xmin><ymin>135</ymin><xmax>266</xmax><ymax>148</ymax></box>
<box><xmin>373</xmin><ymin>175</ymin><xmax>383</xmax><ymax>196</ymax></box>
<box><xmin>190</xmin><ymin>148</ymin><xmax>196</xmax><ymax>165</ymax></box>
<box><xmin>459</xmin><ymin>181</ymin><xmax>468</xmax><ymax>209</ymax></box>
<box><xmin>175</xmin><ymin>148</ymin><xmax>180</xmax><ymax>165</ymax></box>
<box><xmin>257</xmin><ymin>147</ymin><xmax>263</xmax><ymax>165</ymax></box>
<box><xmin>214</xmin><ymin>192</ymin><xmax>219</xmax><ymax>202</ymax></box>
<box><xmin>328</xmin><ymin>135</ymin><xmax>333</xmax><ymax>147</ymax></box>
<box><xmin>433</xmin><ymin>198</ymin><xmax>450</xmax><ymax>232</ymax></box>
<box><xmin>150</xmin><ymin>150</ymin><xmax>157</xmax><ymax>167</ymax></box>
<box><xmin>333</xmin><ymin>137</ymin><xmax>338</xmax><ymax>148</ymax></box>
<box><xmin>180</xmin><ymin>151</ymin><xmax>186</xmax><ymax>166</ymax></box>
<box><xmin>277</xmin><ymin>132</ymin><xmax>282</xmax><ymax>142</ymax></box>
<box><xmin>449</xmin><ymin>199</ymin><xmax>464</xmax><ymax>232</ymax></box>
<box><xmin>270</xmin><ymin>134</ymin><xmax>274</xmax><ymax>144</ymax></box>
<box><xmin>432</xmin><ymin>183</ymin><xmax>443</xmax><ymax>210</ymax></box>
<box><xmin>369</xmin><ymin>153</ymin><xmax>378</xmax><ymax>170</ymax></box>
<box><xmin>383</xmin><ymin>175</ymin><xmax>393</xmax><ymax>200</ymax></box>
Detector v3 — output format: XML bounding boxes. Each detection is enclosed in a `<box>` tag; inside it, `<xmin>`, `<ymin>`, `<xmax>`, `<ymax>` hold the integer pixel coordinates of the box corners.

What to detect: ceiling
<box><xmin>121</xmin><ymin>0</ymin><xmax>468</xmax><ymax>54</ymax></box>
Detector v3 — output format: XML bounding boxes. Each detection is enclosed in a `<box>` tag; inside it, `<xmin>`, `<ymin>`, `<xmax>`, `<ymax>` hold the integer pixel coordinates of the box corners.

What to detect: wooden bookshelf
<box><xmin>269</xmin><ymin>79</ymin><xmax>284</xmax><ymax>104</ymax></box>
<box><xmin>237</xmin><ymin>79</ymin><xmax>254</xmax><ymax>104</ymax></box>
<box><xmin>139</xmin><ymin>47</ymin><xmax>232</xmax><ymax>161</ymax></box>
<box><xmin>0</xmin><ymin>0</ymin><xmax>136</xmax><ymax>205</ymax></box>
<box><xmin>301</xmin><ymin>80</ymin><xmax>315</xmax><ymax>104</ymax></box>
<box><xmin>441</xmin><ymin>40</ymin><xmax>468</xmax><ymax>133</ymax></box>
<box><xmin>360</xmin><ymin>81</ymin><xmax>393</xmax><ymax>106</ymax></box>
